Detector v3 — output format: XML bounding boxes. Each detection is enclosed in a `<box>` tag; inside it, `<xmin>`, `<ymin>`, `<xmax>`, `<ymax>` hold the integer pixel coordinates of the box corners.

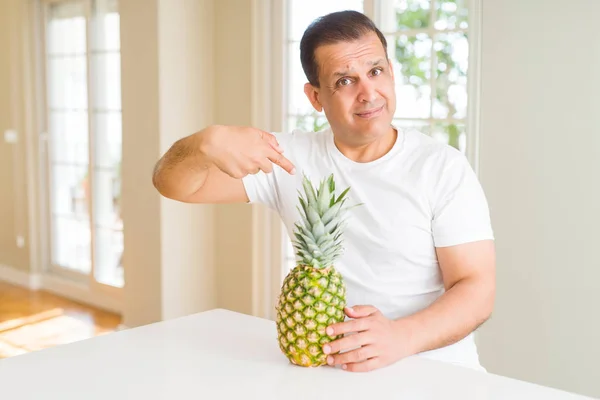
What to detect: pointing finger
<box><xmin>267</xmin><ymin>148</ymin><xmax>296</xmax><ymax>175</ymax></box>
<box><xmin>260</xmin><ymin>130</ymin><xmax>284</xmax><ymax>153</ymax></box>
<box><xmin>258</xmin><ymin>158</ymin><xmax>273</xmax><ymax>174</ymax></box>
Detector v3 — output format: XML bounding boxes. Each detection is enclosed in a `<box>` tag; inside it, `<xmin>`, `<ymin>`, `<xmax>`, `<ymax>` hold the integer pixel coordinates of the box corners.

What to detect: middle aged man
<box><xmin>152</xmin><ymin>10</ymin><xmax>496</xmax><ymax>373</ymax></box>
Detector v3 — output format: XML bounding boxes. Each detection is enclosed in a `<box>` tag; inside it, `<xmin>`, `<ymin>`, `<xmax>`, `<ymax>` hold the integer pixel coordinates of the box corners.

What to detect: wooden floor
<box><xmin>0</xmin><ymin>281</ymin><xmax>121</xmax><ymax>359</ymax></box>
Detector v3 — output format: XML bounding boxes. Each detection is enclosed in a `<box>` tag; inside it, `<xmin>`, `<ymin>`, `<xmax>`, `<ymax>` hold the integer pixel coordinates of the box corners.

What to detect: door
<box><xmin>39</xmin><ymin>0</ymin><xmax>123</xmax><ymax>310</ymax></box>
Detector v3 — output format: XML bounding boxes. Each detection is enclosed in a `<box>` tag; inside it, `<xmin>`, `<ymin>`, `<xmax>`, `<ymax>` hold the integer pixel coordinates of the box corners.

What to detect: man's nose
<box><xmin>357</xmin><ymin>79</ymin><xmax>378</xmax><ymax>103</ymax></box>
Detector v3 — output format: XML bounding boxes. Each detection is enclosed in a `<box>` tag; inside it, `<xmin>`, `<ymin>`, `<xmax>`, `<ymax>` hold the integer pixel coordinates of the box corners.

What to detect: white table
<box><xmin>0</xmin><ymin>308</ymin><xmax>594</xmax><ymax>399</ymax></box>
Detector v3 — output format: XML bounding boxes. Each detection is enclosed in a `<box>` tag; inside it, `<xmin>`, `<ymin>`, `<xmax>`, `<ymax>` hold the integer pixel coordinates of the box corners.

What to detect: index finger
<box><xmin>267</xmin><ymin>148</ymin><xmax>296</xmax><ymax>175</ymax></box>
<box><xmin>260</xmin><ymin>130</ymin><xmax>284</xmax><ymax>153</ymax></box>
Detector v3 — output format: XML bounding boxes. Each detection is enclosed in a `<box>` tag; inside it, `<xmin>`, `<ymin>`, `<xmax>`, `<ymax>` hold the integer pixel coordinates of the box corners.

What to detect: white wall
<box><xmin>476</xmin><ymin>0</ymin><xmax>600</xmax><ymax>398</ymax></box>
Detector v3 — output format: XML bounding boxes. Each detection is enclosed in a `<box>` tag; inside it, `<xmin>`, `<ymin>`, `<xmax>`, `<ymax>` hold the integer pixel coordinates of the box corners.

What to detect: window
<box><xmin>281</xmin><ymin>0</ymin><xmax>475</xmax><ymax>270</ymax></box>
<box><xmin>378</xmin><ymin>0</ymin><xmax>471</xmax><ymax>152</ymax></box>
<box><xmin>43</xmin><ymin>0</ymin><xmax>123</xmax><ymax>288</ymax></box>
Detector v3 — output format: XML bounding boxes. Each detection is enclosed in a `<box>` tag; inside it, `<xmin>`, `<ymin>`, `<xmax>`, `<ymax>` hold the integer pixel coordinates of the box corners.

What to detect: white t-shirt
<box><xmin>242</xmin><ymin>124</ymin><xmax>494</xmax><ymax>371</ymax></box>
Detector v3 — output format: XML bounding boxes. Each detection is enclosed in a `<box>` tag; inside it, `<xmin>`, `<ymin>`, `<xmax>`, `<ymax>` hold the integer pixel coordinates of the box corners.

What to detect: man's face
<box><xmin>304</xmin><ymin>31</ymin><xmax>396</xmax><ymax>145</ymax></box>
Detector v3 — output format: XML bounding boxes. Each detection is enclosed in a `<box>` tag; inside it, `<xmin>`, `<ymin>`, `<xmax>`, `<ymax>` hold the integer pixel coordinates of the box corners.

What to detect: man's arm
<box><xmin>400</xmin><ymin>239</ymin><xmax>496</xmax><ymax>353</ymax></box>
<box><xmin>152</xmin><ymin>125</ymin><xmax>295</xmax><ymax>204</ymax></box>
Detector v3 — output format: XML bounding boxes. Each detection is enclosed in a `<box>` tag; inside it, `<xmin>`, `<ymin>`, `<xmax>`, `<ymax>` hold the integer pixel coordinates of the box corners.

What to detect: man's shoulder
<box><xmin>400</xmin><ymin>127</ymin><xmax>467</xmax><ymax>172</ymax></box>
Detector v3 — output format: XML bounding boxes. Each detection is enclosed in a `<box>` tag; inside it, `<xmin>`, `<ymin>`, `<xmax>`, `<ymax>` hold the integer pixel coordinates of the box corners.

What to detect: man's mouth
<box><xmin>355</xmin><ymin>105</ymin><xmax>384</xmax><ymax>119</ymax></box>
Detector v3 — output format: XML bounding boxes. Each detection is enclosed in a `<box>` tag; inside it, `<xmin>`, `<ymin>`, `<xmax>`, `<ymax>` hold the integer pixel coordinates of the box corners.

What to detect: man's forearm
<box><xmin>152</xmin><ymin>128</ymin><xmax>214</xmax><ymax>199</ymax></box>
<box><xmin>398</xmin><ymin>275</ymin><xmax>495</xmax><ymax>355</ymax></box>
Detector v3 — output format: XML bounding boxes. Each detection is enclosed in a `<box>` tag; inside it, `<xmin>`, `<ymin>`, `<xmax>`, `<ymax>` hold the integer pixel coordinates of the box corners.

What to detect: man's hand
<box><xmin>201</xmin><ymin>125</ymin><xmax>296</xmax><ymax>178</ymax></box>
<box><xmin>322</xmin><ymin>305</ymin><xmax>415</xmax><ymax>372</ymax></box>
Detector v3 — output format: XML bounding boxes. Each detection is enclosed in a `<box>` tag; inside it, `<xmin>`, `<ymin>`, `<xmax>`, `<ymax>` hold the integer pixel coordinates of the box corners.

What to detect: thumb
<box><xmin>345</xmin><ymin>305</ymin><xmax>380</xmax><ymax>318</ymax></box>
<box><xmin>260</xmin><ymin>131</ymin><xmax>284</xmax><ymax>153</ymax></box>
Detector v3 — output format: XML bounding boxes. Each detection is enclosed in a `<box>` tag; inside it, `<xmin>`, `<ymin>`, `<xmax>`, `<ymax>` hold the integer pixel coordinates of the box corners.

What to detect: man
<box><xmin>152</xmin><ymin>10</ymin><xmax>495</xmax><ymax>373</ymax></box>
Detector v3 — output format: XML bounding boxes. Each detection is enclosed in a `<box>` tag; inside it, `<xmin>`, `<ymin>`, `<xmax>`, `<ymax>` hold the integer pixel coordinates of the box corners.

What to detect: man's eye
<box><xmin>338</xmin><ymin>78</ymin><xmax>351</xmax><ymax>86</ymax></box>
<box><xmin>372</xmin><ymin>68</ymin><xmax>383</xmax><ymax>76</ymax></box>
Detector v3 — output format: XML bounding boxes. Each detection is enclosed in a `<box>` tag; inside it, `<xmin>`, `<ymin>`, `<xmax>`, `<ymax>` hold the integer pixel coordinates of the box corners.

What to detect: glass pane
<box><xmin>49</xmin><ymin>111</ymin><xmax>89</xmax><ymax>165</ymax></box>
<box><xmin>47</xmin><ymin>3</ymin><xmax>86</xmax><ymax>55</ymax></box>
<box><xmin>93</xmin><ymin>167</ymin><xmax>123</xmax><ymax>288</ymax></box>
<box><xmin>47</xmin><ymin>56</ymin><xmax>88</xmax><ymax>109</ymax></box>
<box><xmin>92</xmin><ymin>53</ymin><xmax>121</xmax><ymax>110</ymax></box>
<box><xmin>289</xmin><ymin>0</ymin><xmax>364</xmax><ymax>41</ymax></box>
<box><xmin>288</xmin><ymin>42</ymin><xmax>315</xmax><ymax>115</ymax></box>
<box><xmin>50</xmin><ymin>164</ymin><xmax>89</xmax><ymax>218</ymax></box>
<box><xmin>395</xmin><ymin>0</ymin><xmax>431</xmax><ymax>30</ymax></box>
<box><xmin>92</xmin><ymin>0</ymin><xmax>120</xmax><ymax>51</ymax></box>
<box><xmin>433</xmin><ymin>32</ymin><xmax>468</xmax><ymax>119</ymax></box>
<box><xmin>435</xmin><ymin>0</ymin><xmax>468</xmax><ymax>30</ymax></box>
<box><xmin>94</xmin><ymin>111</ymin><xmax>122</xmax><ymax>169</ymax></box>
<box><xmin>51</xmin><ymin>215</ymin><xmax>91</xmax><ymax>274</ymax></box>
<box><xmin>287</xmin><ymin>113</ymin><xmax>329</xmax><ymax>133</ymax></box>
<box><xmin>94</xmin><ymin>226</ymin><xmax>123</xmax><ymax>287</ymax></box>
<box><xmin>392</xmin><ymin>33</ymin><xmax>432</xmax><ymax>119</ymax></box>
<box><xmin>432</xmin><ymin>122</ymin><xmax>465</xmax><ymax>152</ymax></box>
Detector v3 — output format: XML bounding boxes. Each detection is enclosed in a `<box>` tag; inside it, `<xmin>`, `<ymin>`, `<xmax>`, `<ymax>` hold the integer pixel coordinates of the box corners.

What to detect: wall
<box><xmin>157</xmin><ymin>0</ymin><xmax>217</xmax><ymax>321</ymax></box>
<box><xmin>0</xmin><ymin>0</ymin><xmax>30</xmax><ymax>273</ymax></box>
<box><xmin>213</xmin><ymin>0</ymin><xmax>255</xmax><ymax>315</ymax></box>
<box><xmin>120</xmin><ymin>0</ymin><xmax>217</xmax><ymax>326</ymax></box>
<box><xmin>119</xmin><ymin>0</ymin><xmax>163</xmax><ymax>326</ymax></box>
<box><xmin>476</xmin><ymin>0</ymin><xmax>600</xmax><ymax>397</ymax></box>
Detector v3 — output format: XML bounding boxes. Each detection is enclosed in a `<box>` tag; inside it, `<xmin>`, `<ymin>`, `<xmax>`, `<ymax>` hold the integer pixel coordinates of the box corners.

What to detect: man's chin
<box><xmin>354</xmin><ymin>117</ymin><xmax>393</xmax><ymax>134</ymax></box>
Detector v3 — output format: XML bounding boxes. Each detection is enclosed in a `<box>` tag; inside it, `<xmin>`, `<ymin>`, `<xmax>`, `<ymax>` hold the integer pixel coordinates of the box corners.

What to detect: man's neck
<box><xmin>333</xmin><ymin>126</ymin><xmax>397</xmax><ymax>163</ymax></box>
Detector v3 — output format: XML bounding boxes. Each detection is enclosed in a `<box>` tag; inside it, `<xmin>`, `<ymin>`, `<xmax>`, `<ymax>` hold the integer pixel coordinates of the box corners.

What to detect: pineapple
<box><xmin>276</xmin><ymin>173</ymin><xmax>358</xmax><ymax>367</ymax></box>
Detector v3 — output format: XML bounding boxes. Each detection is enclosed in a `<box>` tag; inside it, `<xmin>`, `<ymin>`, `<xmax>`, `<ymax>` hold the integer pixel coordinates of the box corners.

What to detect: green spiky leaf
<box><xmin>292</xmin><ymin>173</ymin><xmax>361</xmax><ymax>269</ymax></box>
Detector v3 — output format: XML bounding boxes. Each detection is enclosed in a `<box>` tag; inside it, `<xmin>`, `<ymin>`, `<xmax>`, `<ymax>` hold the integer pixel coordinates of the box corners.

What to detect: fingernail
<box><xmin>290</xmin><ymin>168</ymin><xmax>296</xmax><ymax>175</ymax></box>
<box><xmin>326</xmin><ymin>327</ymin><xmax>333</xmax><ymax>336</ymax></box>
<box><xmin>342</xmin><ymin>364</ymin><xmax>347</xmax><ymax>370</ymax></box>
<box><xmin>323</xmin><ymin>345</ymin><xmax>331</xmax><ymax>354</ymax></box>
<box><xmin>346</xmin><ymin>307</ymin><xmax>353</xmax><ymax>313</ymax></box>
<box><xmin>327</xmin><ymin>356</ymin><xmax>334</xmax><ymax>365</ymax></box>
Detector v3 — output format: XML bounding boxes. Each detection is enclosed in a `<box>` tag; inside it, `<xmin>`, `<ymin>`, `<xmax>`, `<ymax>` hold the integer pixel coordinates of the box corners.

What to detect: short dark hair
<box><xmin>300</xmin><ymin>10</ymin><xmax>388</xmax><ymax>88</ymax></box>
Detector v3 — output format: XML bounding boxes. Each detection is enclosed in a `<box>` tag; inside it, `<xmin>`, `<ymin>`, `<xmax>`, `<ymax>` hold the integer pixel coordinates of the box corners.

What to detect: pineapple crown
<box><xmin>292</xmin><ymin>173</ymin><xmax>360</xmax><ymax>269</ymax></box>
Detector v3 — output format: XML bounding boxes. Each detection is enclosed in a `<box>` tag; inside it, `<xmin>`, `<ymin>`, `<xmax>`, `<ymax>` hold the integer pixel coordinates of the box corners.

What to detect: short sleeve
<box><xmin>431</xmin><ymin>153</ymin><xmax>494</xmax><ymax>247</ymax></box>
<box><xmin>241</xmin><ymin>170</ymin><xmax>279</xmax><ymax>212</ymax></box>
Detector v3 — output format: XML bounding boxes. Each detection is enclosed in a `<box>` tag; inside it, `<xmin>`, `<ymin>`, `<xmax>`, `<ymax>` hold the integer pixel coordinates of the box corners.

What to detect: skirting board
<box><xmin>0</xmin><ymin>264</ymin><xmax>122</xmax><ymax>315</ymax></box>
<box><xmin>0</xmin><ymin>263</ymin><xmax>42</xmax><ymax>290</ymax></box>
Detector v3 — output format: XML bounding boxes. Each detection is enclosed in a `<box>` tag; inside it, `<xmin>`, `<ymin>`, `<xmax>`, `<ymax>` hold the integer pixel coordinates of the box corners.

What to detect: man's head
<box><xmin>300</xmin><ymin>11</ymin><xmax>396</xmax><ymax>146</ymax></box>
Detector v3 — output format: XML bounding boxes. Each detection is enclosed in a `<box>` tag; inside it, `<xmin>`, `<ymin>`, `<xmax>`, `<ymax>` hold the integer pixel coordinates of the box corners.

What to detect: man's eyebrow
<box><xmin>331</xmin><ymin>58</ymin><xmax>386</xmax><ymax>78</ymax></box>
<box><xmin>368</xmin><ymin>58</ymin><xmax>385</xmax><ymax>67</ymax></box>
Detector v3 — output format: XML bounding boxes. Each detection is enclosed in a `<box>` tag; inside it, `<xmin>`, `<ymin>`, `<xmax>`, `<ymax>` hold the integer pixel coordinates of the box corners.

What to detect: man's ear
<box><xmin>304</xmin><ymin>82</ymin><xmax>323</xmax><ymax>112</ymax></box>
<box><xmin>388</xmin><ymin>58</ymin><xmax>395</xmax><ymax>81</ymax></box>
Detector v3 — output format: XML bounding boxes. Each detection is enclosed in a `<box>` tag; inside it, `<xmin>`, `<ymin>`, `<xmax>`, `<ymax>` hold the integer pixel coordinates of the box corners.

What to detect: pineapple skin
<box><xmin>276</xmin><ymin>263</ymin><xmax>346</xmax><ymax>367</ymax></box>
